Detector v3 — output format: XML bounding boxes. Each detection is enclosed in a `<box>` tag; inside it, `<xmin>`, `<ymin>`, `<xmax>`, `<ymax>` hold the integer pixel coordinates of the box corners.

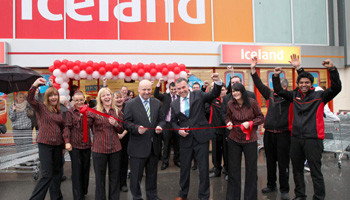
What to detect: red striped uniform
<box><xmin>225</xmin><ymin>98</ymin><xmax>264</xmax><ymax>143</ymax></box>
<box><xmin>88</xmin><ymin>108</ymin><xmax>123</xmax><ymax>154</ymax></box>
<box><xmin>27</xmin><ymin>86</ymin><xmax>65</xmax><ymax>145</ymax></box>
<box><xmin>63</xmin><ymin>107</ymin><xmax>92</xmax><ymax>149</ymax></box>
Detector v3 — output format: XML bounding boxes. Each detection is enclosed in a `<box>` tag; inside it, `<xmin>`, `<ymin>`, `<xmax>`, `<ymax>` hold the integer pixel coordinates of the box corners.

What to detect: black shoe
<box><xmin>261</xmin><ymin>186</ymin><xmax>277</xmax><ymax>194</ymax></box>
<box><xmin>209</xmin><ymin>172</ymin><xmax>221</xmax><ymax>178</ymax></box>
<box><xmin>222</xmin><ymin>168</ymin><xmax>228</xmax><ymax>175</ymax></box>
<box><xmin>120</xmin><ymin>185</ymin><xmax>128</xmax><ymax>192</ymax></box>
<box><xmin>174</xmin><ymin>161</ymin><xmax>181</xmax><ymax>168</ymax></box>
<box><xmin>61</xmin><ymin>175</ymin><xmax>67</xmax><ymax>182</ymax></box>
<box><xmin>161</xmin><ymin>163</ymin><xmax>169</xmax><ymax>170</ymax></box>
<box><xmin>209</xmin><ymin>167</ymin><xmax>216</xmax><ymax>173</ymax></box>
<box><xmin>281</xmin><ymin>192</ymin><xmax>290</xmax><ymax>200</ymax></box>
<box><xmin>292</xmin><ymin>197</ymin><xmax>306</xmax><ymax>200</ymax></box>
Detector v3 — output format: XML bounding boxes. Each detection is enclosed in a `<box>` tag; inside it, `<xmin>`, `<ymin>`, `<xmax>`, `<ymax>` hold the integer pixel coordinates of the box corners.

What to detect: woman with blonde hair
<box><xmin>28</xmin><ymin>78</ymin><xmax>65</xmax><ymax>200</ymax></box>
<box><xmin>88</xmin><ymin>87</ymin><xmax>123</xmax><ymax>200</ymax></box>
<box><xmin>8</xmin><ymin>92</ymin><xmax>33</xmax><ymax>153</ymax></box>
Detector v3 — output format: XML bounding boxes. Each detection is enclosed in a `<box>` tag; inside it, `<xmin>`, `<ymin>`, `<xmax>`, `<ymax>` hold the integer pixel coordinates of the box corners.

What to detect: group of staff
<box><xmin>26</xmin><ymin>54</ymin><xmax>341</xmax><ymax>200</ymax></box>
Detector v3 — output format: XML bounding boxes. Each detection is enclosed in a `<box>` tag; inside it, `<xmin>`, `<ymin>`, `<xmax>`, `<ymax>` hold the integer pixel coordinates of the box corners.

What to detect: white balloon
<box><xmin>53</xmin><ymin>69</ymin><xmax>62</xmax><ymax>77</ymax></box>
<box><xmin>118</xmin><ymin>72</ymin><xmax>125</xmax><ymax>79</ymax></box>
<box><xmin>125</xmin><ymin>77</ymin><xmax>132</xmax><ymax>82</ymax></box>
<box><xmin>105</xmin><ymin>72</ymin><xmax>113</xmax><ymax>79</ymax></box>
<box><xmin>58</xmin><ymin>88</ymin><xmax>65</xmax><ymax>95</ymax></box>
<box><xmin>64</xmin><ymin>89</ymin><xmax>70</xmax><ymax>96</ymax></box>
<box><xmin>168</xmin><ymin>71</ymin><xmax>175</xmax><ymax>79</ymax></box>
<box><xmin>179</xmin><ymin>71</ymin><xmax>187</xmax><ymax>78</ymax></box>
<box><xmin>168</xmin><ymin>79</ymin><xmax>175</xmax><ymax>83</ymax></box>
<box><xmin>113</xmin><ymin>76</ymin><xmax>119</xmax><ymax>81</ymax></box>
<box><xmin>175</xmin><ymin>74</ymin><xmax>180</xmax><ymax>79</ymax></box>
<box><xmin>92</xmin><ymin>71</ymin><xmax>100</xmax><ymax>79</ymax></box>
<box><xmin>61</xmin><ymin>82</ymin><xmax>69</xmax><ymax>89</ymax></box>
<box><xmin>66</xmin><ymin>70</ymin><xmax>75</xmax><ymax>78</ymax></box>
<box><xmin>79</xmin><ymin>70</ymin><xmax>87</xmax><ymax>79</ymax></box>
<box><xmin>155</xmin><ymin>72</ymin><xmax>162</xmax><ymax>80</ymax></box>
<box><xmin>87</xmin><ymin>75</ymin><xmax>93</xmax><ymax>80</ymax></box>
<box><xmin>131</xmin><ymin>73</ymin><xmax>138</xmax><ymax>80</ymax></box>
<box><xmin>144</xmin><ymin>72</ymin><xmax>151</xmax><ymax>80</ymax></box>
<box><xmin>74</xmin><ymin>75</ymin><xmax>81</xmax><ymax>80</ymax></box>
<box><xmin>55</xmin><ymin>77</ymin><xmax>63</xmax><ymax>84</ymax></box>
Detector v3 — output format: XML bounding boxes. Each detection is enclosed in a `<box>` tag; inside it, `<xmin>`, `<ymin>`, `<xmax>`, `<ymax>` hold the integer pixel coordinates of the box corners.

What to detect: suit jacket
<box><xmin>123</xmin><ymin>96</ymin><xmax>165</xmax><ymax>158</ymax></box>
<box><xmin>171</xmin><ymin>83</ymin><xmax>222</xmax><ymax>148</ymax></box>
<box><xmin>154</xmin><ymin>86</ymin><xmax>179</xmax><ymax>119</ymax></box>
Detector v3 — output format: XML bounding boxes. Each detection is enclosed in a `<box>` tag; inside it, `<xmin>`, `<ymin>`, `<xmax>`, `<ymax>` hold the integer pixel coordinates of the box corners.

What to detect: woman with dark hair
<box><xmin>127</xmin><ymin>90</ymin><xmax>135</xmax><ymax>99</ymax></box>
<box><xmin>225</xmin><ymin>83</ymin><xmax>264</xmax><ymax>200</ymax></box>
<box><xmin>27</xmin><ymin>78</ymin><xmax>65</xmax><ymax>200</ymax></box>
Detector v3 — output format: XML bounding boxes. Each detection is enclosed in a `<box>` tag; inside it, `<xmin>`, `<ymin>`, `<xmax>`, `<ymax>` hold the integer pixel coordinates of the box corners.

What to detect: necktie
<box><xmin>184</xmin><ymin>97</ymin><xmax>189</xmax><ymax>117</ymax></box>
<box><xmin>144</xmin><ymin>100</ymin><xmax>151</xmax><ymax>122</ymax></box>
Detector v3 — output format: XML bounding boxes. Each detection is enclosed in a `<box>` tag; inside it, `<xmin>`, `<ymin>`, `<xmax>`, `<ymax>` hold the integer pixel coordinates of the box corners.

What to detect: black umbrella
<box><xmin>0</xmin><ymin>65</ymin><xmax>42</xmax><ymax>94</ymax></box>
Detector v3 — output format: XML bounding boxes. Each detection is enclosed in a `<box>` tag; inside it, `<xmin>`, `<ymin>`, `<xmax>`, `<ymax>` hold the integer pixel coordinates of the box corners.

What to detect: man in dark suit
<box><xmin>154</xmin><ymin>78</ymin><xmax>181</xmax><ymax>170</ymax></box>
<box><xmin>124</xmin><ymin>80</ymin><xmax>166</xmax><ymax>200</ymax></box>
<box><xmin>171</xmin><ymin>73</ymin><xmax>223</xmax><ymax>200</ymax></box>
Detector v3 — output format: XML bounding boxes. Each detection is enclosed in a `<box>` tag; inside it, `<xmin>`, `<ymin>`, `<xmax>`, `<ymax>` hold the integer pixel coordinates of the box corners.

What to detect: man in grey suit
<box><xmin>171</xmin><ymin>73</ymin><xmax>223</xmax><ymax>200</ymax></box>
<box><xmin>124</xmin><ymin>80</ymin><xmax>166</xmax><ymax>200</ymax></box>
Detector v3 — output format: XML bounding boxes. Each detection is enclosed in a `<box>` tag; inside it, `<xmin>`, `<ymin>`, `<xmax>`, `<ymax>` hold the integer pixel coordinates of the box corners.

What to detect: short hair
<box><xmin>175</xmin><ymin>78</ymin><xmax>188</xmax><ymax>84</ymax></box>
<box><xmin>121</xmin><ymin>86</ymin><xmax>128</xmax><ymax>90</ymax></box>
<box><xmin>231</xmin><ymin>76</ymin><xmax>242</xmax><ymax>82</ymax></box>
<box><xmin>73</xmin><ymin>90</ymin><xmax>85</xmax><ymax>97</ymax></box>
<box><xmin>192</xmin><ymin>82</ymin><xmax>200</xmax><ymax>87</ymax></box>
<box><xmin>297</xmin><ymin>72</ymin><xmax>314</xmax><ymax>85</ymax></box>
<box><xmin>280</xmin><ymin>78</ymin><xmax>289</xmax><ymax>88</ymax></box>
<box><xmin>169</xmin><ymin>82</ymin><xmax>176</xmax><ymax>88</ymax></box>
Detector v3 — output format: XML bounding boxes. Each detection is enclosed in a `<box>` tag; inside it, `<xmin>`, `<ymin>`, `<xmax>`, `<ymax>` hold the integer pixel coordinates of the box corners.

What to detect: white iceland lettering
<box><xmin>241</xmin><ymin>49</ymin><xmax>285</xmax><ymax>61</ymax></box>
<box><xmin>114</xmin><ymin>0</ymin><xmax>141</xmax><ymax>22</ymax></box>
<box><xmin>178</xmin><ymin>0</ymin><xmax>205</xmax><ymax>24</ymax></box>
<box><xmin>67</xmin><ymin>0</ymin><xmax>94</xmax><ymax>22</ymax></box>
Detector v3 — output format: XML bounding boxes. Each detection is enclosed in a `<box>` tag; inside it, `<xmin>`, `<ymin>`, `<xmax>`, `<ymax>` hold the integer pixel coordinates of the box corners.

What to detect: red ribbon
<box><xmin>79</xmin><ymin>106</ymin><xmax>252</xmax><ymax>142</ymax></box>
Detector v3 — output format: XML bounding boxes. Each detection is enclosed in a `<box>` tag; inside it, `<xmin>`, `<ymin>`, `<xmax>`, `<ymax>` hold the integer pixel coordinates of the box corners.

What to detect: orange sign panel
<box><xmin>221</xmin><ymin>45</ymin><xmax>301</xmax><ymax>64</ymax></box>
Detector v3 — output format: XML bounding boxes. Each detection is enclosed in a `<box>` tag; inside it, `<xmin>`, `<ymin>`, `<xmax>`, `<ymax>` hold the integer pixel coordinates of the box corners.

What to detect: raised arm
<box><xmin>203</xmin><ymin>73</ymin><xmax>223</xmax><ymax>103</ymax></box>
<box><xmin>321</xmin><ymin>59</ymin><xmax>342</xmax><ymax>103</ymax></box>
<box><xmin>154</xmin><ymin>78</ymin><xmax>165</xmax><ymax>101</ymax></box>
<box><xmin>27</xmin><ymin>78</ymin><xmax>46</xmax><ymax>110</ymax></box>
<box><xmin>250</xmin><ymin>57</ymin><xmax>271</xmax><ymax>100</ymax></box>
<box><xmin>272</xmin><ymin>67</ymin><xmax>294</xmax><ymax>102</ymax></box>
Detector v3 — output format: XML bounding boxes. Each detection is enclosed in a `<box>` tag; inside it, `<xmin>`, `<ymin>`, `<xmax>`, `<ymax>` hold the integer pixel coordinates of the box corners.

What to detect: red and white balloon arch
<box><xmin>49</xmin><ymin>59</ymin><xmax>189</xmax><ymax>99</ymax></box>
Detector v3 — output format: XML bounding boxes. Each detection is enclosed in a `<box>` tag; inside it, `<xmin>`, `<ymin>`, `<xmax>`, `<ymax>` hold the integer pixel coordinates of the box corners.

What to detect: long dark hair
<box><xmin>232</xmin><ymin>83</ymin><xmax>251</xmax><ymax>108</ymax></box>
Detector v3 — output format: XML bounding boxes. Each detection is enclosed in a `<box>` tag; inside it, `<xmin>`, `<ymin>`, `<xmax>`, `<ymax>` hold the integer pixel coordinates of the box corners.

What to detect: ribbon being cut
<box><xmin>79</xmin><ymin>105</ymin><xmax>254</xmax><ymax>142</ymax></box>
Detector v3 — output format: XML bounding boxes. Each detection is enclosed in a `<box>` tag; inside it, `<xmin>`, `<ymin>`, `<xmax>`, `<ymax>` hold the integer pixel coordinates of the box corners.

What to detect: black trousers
<box><xmin>212</xmin><ymin>133</ymin><xmax>228</xmax><ymax>172</ymax></box>
<box><xmin>162</xmin><ymin>122</ymin><xmax>180</xmax><ymax>164</ymax></box>
<box><xmin>226</xmin><ymin>140</ymin><xmax>257</xmax><ymax>200</ymax></box>
<box><xmin>69</xmin><ymin>148</ymin><xmax>91</xmax><ymax>200</ymax></box>
<box><xmin>129</xmin><ymin>153</ymin><xmax>159</xmax><ymax>200</ymax></box>
<box><xmin>120</xmin><ymin>136</ymin><xmax>129</xmax><ymax>187</ymax></box>
<box><xmin>179</xmin><ymin>140</ymin><xmax>210</xmax><ymax>200</ymax></box>
<box><xmin>30</xmin><ymin>143</ymin><xmax>63</xmax><ymax>200</ymax></box>
<box><xmin>263</xmin><ymin>130</ymin><xmax>291</xmax><ymax>192</ymax></box>
<box><xmin>93</xmin><ymin>151</ymin><xmax>121</xmax><ymax>200</ymax></box>
<box><xmin>290</xmin><ymin>137</ymin><xmax>325</xmax><ymax>200</ymax></box>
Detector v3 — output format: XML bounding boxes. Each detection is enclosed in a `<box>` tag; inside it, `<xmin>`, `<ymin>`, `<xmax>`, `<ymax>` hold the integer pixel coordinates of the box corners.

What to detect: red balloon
<box><xmin>125</xmin><ymin>68</ymin><xmax>132</xmax><ymax>76</ymax></box>
<box><xmin>80</xmin><ymin>62</ymin><xmax>87</xmax><ymax>70</ymax></box>
<box><xmin>74</xmin><ymin>60</ymin><xmax>81</xmax><ymax>65</ymax></box>
<box><xmin>54</xmin><ymin>60</ymin><xmax>61</xmax><ymax>68</ymax></box>
<box><xmin>173</xmin><ymin>62</ymin><xmax>179</xmax><ymax>68</ymax></box>
<box><xmin>112</xmin><ymin>68</ymin><xmax>119</xmax><ymax>76</ymax></box>
<box><xmin>162</xmin><ymin>68</ymin><xmax>169</xmax><ymax>76</ymax></box>
<box><xmin>118</xmin><ymin>64</ymin><xmax>125</xmax><ymax>72</ymax></box>
<box><xmin>138</xmin><ymin>69</ymin><xmax>145</xmax><ymax>77</ymax></box>
<box><xmin>144</xmin><ymin>64</ymin><xmax>150</xmax><ymax>72</ymax></box>
<box><xmin>49</xmin><ymin>65</ymin><xmax>55</xmax><ymax>73</ymax></box>
<box><xmin>173</xmin><ymin>67</ymin><xmax>181</xmax><ymax>74</ymax></box>
<box><xmin>167</xmin><ymin>63</ymin><xmax>174</xmax><ymax>71</ymax></box>
<box><xmin>150</xmin><ymin>68</ymin><xmax>157</xmax><ymax>76</ymax></box>
<box><xmin>99</xmin><ymin>61</ymin><xmax>106</xmax><ymax>68</ymax></box>
<box><xmin>112</xmin><ymin>62</ymin><xmax>119</xmax><ymax>69</ymax></box>
<box><xmin>156</xmin><ymin>64</ymin><xmax>162</xmax><ymax>72</ymax></box>
<box><xmin>185</xmin><ymin>69</ymin><xmax>190</xmax><ymax>73</ymax></box>
<box><xmin>86</xmin><ymin>66</ymin><xmax>93</xmax><ymax>74</ymax></box>
<box><xmin>125</xmin><ymin>62</ymin><xmax>132</xmax><ymax>69</ymax></box>
<box><xmin>53</xmin><ymin>83</ymin><xmax>60</xmax><ymax>90</ymax></box>
<box><xmin>49</xmin><ymin>75</ymin><xmax>55</xmax><ymax>80</ymax></box>
<box><xmin>67</xmin><ymin>61</ymin><xmax>74</xmax><ymax>69</ymax></box>
<box><xmin>105</xmin><ymin>63</ymin><xmax>113</xmax><ymax>72</ymax></box>
<box><xmin>93</xmin><ymin>62</ymin><xmax>99</xmax><ymax>71</ymax></box>
<box><xmin>73</xmin><ymin>65</ymin><xmax>80</xmax><ymax>74</ymax></box>
<box><xmin>179</xmin><ymin>64</ymin><xmax>186</xmax><ymax>71</ymax></box>
<box><xmin>62</xmin><ymin>59</ymin><xmax>69</xmax><ymax>64</ymax></box>
<box><xmin>87</xmin><ymin>60</ymin><xmax>94</xmax><ymax>66</ymax></box>
<box><xmin>161</xmin><ymin>63</ymin><xmax>167</xmax><ymax>69</ymax></box>
<box><xmin>131</xmin><ymin>64</ymin><xmax>138</xmax><ymax>72</ymax></box>
<box><xmin>149</xmin><ymin>63</ymin><xmax>156</xmax><ymax>69</ymax></box>
<box><xmin>99</xmin><ymin>67</ymin><xmax>106</xmax><ymax>75</ymax></box>
<box><xmin>60</xmin><ymin>65</ymin><xmax>68</xmax><ymax>73</ymax></box>
<box><xmin>137</xmin><ymin>63</ymin><xmax>144</xmax><ymax>69</ymax></box>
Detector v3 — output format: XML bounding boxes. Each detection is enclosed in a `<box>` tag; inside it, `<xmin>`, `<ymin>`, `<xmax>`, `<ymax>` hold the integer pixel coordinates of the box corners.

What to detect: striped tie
<box><xmin>144</xmin><ymin>100</ymin><xmax>151</xmax><ymax>122</ymax></box>
<box><xmin>184</xmin><ymin>97</ymin><xmax>189</xmax><ymax>117</ymax></box>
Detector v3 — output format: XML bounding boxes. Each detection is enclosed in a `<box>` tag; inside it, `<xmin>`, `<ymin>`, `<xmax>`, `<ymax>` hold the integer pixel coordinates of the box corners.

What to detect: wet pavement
<box><xmin>1</xmin><ymin>150</ymin><xmax>350</xmax><ymax>200</ymax></box>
